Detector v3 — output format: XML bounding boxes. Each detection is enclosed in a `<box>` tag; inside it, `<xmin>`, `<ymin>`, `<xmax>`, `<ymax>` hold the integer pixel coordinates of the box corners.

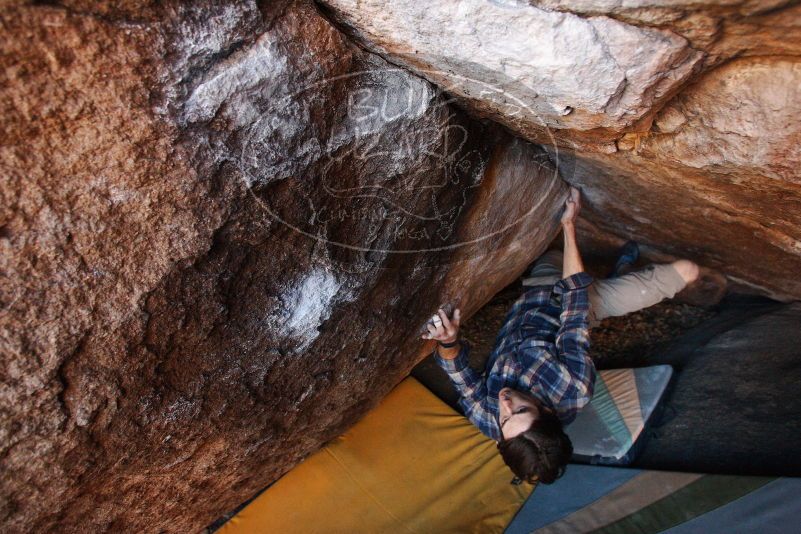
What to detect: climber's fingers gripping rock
<box><xmin>421</xmin><ymin>308</ymin><xmax>461</xmax><ymax>344</ymax></box>
<box><xmin>561</xmin><ymin>186</ymin><xmax>582</xmax><ymax>225</ymax></box>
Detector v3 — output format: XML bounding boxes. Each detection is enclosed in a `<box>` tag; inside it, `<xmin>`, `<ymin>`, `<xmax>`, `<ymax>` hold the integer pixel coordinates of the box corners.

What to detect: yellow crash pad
<box><xmin>220</xmin><ymin>378</ymin><xmax>533</xmax><ymax>534</ymax></box>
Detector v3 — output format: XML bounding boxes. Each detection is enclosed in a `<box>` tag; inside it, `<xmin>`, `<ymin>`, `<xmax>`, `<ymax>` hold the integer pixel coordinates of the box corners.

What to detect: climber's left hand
<box><xmin>422</xmin><ymin>308</ymin><xmax>461</xmax><ymax>343</ymax></box>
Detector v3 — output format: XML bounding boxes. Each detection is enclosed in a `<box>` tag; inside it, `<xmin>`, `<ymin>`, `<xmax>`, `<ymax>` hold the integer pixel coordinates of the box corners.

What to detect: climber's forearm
<box><xmin>562</xmin><ymin>222</ymin><xmax>584</xmax><ymax>278</ymax></box>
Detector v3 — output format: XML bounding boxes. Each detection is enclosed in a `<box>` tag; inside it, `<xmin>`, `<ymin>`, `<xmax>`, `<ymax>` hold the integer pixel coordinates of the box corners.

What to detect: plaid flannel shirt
<box><xmin>434</xmin><ymin>272</ymin><xmax>595</xmax><ymax>441</ymax></box>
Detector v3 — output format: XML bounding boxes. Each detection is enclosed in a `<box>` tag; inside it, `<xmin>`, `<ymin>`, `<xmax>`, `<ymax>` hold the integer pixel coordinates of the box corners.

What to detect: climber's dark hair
<box><xmin>497</xmin><ymin>410</ymin><xmax>573</xmax><ymax>484</ymax></box>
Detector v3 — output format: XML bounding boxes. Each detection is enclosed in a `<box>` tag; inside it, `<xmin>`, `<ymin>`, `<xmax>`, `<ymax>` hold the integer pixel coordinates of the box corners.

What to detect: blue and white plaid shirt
<box><xmin>435</xmin><ymin>272</ymin><xmax>596</xmax><ymax>441</ymax></box>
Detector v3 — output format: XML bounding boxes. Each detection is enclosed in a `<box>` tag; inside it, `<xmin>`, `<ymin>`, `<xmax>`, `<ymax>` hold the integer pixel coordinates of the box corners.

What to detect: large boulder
<box><xmin>0</xmin><ymin>1</ymin><xmax>565</xmax><ymax>531</ymax></box>
<box><xmin>559</xmin><ymin>56</ymin><xmax>801</xmax><ymax>300</ymax></box>
<box><xmin>321</xmin><ymin>0</ymin><xmax>801</xmax><ymax>300</ymax></box>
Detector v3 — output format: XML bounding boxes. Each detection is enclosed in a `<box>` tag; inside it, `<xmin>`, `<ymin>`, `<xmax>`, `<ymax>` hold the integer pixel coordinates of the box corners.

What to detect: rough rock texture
<box><xmin>558</xmin><ymin>57</ymin><xmax>801</xmax><ymax>299</ymax></box>
<box><xmin>321</xmin><ymin>0</ymin><xmax>801</xmax><ymax>301</ymax></box>
<box><xmin>319</xmin><ymin>0</ymin><xmax>704</xmax><ymax>147</ymax></box>
<box><xmin>531</xmin><ymin>0</ymin><xmax>801</xmax><ymax>64</ymax></box>
<box><xmin>0</xmin><ymin>1</ymin><xmax>567</xmax><ymax>532</ymax></box>
<box><xmin>636</xmin><ymin>297</ymin><xmax>801</xmax><ymax>476</ymax></box>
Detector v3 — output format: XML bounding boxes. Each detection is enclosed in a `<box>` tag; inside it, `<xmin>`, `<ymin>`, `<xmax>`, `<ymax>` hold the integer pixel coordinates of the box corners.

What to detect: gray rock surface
<box><xmin>321</xmin><ymin>0</ymin><xmax>703</xmax><ymax>146</ymax></box>
<box><xmin>637</xmin><ymin>297</ymin><xmax>801</xmax><ymax>476</ymax></box>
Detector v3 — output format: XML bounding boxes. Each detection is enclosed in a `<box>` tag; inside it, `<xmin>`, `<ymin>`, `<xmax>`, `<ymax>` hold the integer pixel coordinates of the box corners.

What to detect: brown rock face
<box><xmin>4</xmin><ymin>0</ymin><xmax>799</xmax><ymax>530</ymax></box>
<box><xmin>0</xmin><ymin>1</ymin><xmax>566</xmax><ymax>532</ymax></box>
<box><xmin>561</xmin><ymin>56</ymin><xmax>801</xmax><ymax>300</ymax></box>
<box><xmin>321</xmin><ymin>0</ymin><xmax>801</xmax><ymax>300</ymax></box>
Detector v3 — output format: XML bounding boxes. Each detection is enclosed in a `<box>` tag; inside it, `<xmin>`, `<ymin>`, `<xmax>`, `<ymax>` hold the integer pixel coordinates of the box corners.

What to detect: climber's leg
<box><xmin>588</xmin><ymin>260</ymin><xmax>699</xmax><ymax>326</ymax></box>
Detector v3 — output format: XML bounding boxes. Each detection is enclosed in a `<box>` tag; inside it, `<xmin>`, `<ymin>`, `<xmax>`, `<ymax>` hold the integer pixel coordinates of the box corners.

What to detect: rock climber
<box><xmin>422</xmin><ymin>187</ymin><xmax>699</xmax><ymax>484</ymax></box>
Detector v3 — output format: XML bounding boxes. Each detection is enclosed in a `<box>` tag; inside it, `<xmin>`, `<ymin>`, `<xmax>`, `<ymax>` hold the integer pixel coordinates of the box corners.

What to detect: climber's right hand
<box><xmin>561</xmin><ymin>186</ymin><xmax>581</xmax><ymax>226</ymax></box>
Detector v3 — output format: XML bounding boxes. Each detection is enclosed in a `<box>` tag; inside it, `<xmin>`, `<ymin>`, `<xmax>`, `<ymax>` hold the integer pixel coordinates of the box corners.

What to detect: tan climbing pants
<box><xmin>523</xmin><ymin>250</ymin><xmax>688</xmax><ymax>327</ymax></box>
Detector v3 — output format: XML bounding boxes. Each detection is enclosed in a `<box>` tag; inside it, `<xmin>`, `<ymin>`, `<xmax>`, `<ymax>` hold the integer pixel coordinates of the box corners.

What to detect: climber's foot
<box><xmin>612</xmin><ymin>240</ymin><xmax>640</xmax><ymax>277</ymax></box>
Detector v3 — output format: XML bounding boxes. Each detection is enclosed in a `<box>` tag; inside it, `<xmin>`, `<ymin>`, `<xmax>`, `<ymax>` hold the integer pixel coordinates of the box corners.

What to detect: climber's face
<box><xmin>498</xmin><ymin>387</ymin><xmax>540</xmax><ymax>440</ymax></box>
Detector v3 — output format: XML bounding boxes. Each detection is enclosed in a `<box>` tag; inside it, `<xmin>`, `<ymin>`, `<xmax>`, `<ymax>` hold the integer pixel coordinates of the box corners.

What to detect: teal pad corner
<box><xmin>566</xmin><ymin>365</ymin><xmax>673</xmax><ymax>464</ymax></box>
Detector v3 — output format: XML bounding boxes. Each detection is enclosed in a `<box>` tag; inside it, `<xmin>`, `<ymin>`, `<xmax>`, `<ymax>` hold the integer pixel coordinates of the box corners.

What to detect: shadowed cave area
<box><xmin>2</xmin><ymin>0</ymin><xmax>800</xmax><ymax>532</ymax></box>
